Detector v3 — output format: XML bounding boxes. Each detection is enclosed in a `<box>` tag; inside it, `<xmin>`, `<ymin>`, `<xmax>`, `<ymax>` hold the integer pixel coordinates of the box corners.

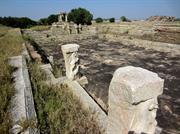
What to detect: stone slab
<box><xmin>61</xmin><ymin>43</ymin><xmax>79</xmax><ymax>53</ymax></box>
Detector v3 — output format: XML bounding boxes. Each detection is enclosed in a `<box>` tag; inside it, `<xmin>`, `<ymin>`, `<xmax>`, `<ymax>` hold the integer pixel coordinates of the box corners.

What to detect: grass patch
<box><xmin>0</xmin><ymin>25</ymin><xmax>11</xmax><ymax>37</ymax></box>
<box><xmin>29</xmin><ymin>62</ymin><xmax>102</xmax><ymax>134</ymax></box>
<box><xmin>30</xmin><ymin>25</ymin><xmax>51</xmax><ymax>31</ymax></box>
<box><xmin>0</xmin><ymin>25</ymin><xmax>23</xmax><ymax>133</ymax></box>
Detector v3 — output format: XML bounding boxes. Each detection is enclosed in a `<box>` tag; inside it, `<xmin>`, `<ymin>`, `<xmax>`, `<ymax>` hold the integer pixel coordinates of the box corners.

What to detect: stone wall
<box><xmin>9</xmin><ymin>45</ymin><xmax>39</xmax><ymax>134</ymax></box>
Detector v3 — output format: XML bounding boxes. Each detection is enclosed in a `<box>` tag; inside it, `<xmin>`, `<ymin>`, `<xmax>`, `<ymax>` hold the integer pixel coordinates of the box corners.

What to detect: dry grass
<box><xmin>29</xmin><ymin>63</ymin><xmax>102</xmax><ymax>134</ymax></box>
<box><xmin>0</xmin><ymin>25</ymin><xmax>23</xmax><ymax>133</ymax></box>
<box><xmin>0</xmin><ymin>25</ymin><xmax>11</xmax><ymax>37</ymax></box>
<box><xmin>30</xmin><ymin>25</ymin><xmax>51</xmax><ymax>31</ymax></box>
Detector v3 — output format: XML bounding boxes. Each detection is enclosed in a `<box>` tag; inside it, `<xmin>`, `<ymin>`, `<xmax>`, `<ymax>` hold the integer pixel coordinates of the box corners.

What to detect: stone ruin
<box><xmin>108</xmin><ymin>66</ymin><xmax>164</xmax><ymax>134</ymax></box>
<box><xmin>9</xmin><ymin>43</ymin><xmax>164</xmax><ymax>134</ymax></box>
<box><xmin>61</xmin><ymin>44</ymin><xmax>80</xmax><ymax>80</ymax></box>
<box><xmin>58</xmin><ymin>12</ymin><xmax>68</xmax><ymax>22</ymax></box>
<box><xmin>60</xmin><ymin>44</ymin><xmax>164</xmax><ymax>134</ymax></box>
<box><xmin>51</xmin><ymin>11</ymin><xmax>85</xmax><ymax>35</ymax></box>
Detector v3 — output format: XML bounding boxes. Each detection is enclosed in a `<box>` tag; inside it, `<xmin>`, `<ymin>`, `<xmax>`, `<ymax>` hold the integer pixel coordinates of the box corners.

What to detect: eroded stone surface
<box><xmin>108</xmin><ymin>66</ymin><xmax>164</xmax><ymax>134</ymax></box>
<box><xmin>61</xmin><ymin>44</ymin><xmax>80</xmax><ymax>80</ymax></box>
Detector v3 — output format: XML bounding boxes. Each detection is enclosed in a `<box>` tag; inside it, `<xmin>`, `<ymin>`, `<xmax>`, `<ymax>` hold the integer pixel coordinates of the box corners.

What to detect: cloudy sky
<box><xmin>0</xmin><ymin>0</ymin><xmax>180</xmax><ymax>20</ymax></box>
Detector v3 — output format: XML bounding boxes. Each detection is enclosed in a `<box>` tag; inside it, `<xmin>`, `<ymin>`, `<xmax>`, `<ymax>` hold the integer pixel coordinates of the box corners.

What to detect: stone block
<box><xmin>108</xmin><ymin>66</ymin><xmax>164</xmax><ymax>134</ymax></box>
<box><xmin>61</xmin><ymin>44</ymin><xmax>80</xmax><ymax>80</ymax></box>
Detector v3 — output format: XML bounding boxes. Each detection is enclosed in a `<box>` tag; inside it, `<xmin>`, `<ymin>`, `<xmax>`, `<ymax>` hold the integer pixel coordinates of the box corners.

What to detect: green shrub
<box><xmin>95</xmin><ymin>17</ymin><xmax>103</xmax><ymax>23</ymax></box>
<box><xmin>38</xmin><ymin>14</ymin><xmax>58</xmax><ymax>25</ymax></box>
<box><xmin>68</xmin><ymin>8</ymin><xmax>93</xmax><ymax>25</ymax></box>
<box><xmin>109</xmin><ymin>18</ymin><xmax>115</xmax><ymax>23</ymax></box>
<box><xmin>120</xmin><ymin>16</ymin><xmax>127</xmax><ymax>22</ymax></box>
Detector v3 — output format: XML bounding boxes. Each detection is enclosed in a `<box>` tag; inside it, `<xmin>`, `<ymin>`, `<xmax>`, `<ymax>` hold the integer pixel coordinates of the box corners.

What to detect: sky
<box><xmin>0</xmin><ymin>0</ymin><xmax>180</xmax><ymax>20</ymax></box>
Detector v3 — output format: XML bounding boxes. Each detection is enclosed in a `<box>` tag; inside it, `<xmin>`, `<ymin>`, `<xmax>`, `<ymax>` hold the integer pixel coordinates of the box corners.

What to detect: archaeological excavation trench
<box><xmin>23</xmin><ymin>28</ymin><xmax>180</xmax><ymax>133</ymax></box>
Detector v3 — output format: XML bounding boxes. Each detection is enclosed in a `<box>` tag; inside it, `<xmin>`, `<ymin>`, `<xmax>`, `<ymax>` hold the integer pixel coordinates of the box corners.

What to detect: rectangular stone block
<box><xmin>108</xmin><ymin>66</ymin><xmax>164</xmax><ymax>134</ymax></box>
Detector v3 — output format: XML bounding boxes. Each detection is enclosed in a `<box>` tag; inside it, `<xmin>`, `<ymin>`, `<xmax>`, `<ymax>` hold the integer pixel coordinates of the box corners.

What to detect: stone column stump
<box><xmin>108</xmin><ymin>66</ymin><xmax>164</xmax><ymax>134</ymax></box>
<box><xmin>61</xmin><ymin>44</ymin><xmax>80</xmax><ymax>80</ymax></box>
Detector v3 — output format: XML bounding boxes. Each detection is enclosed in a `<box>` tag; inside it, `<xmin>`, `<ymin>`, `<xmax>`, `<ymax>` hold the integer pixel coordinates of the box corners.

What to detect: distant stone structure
<box><xmin>58</xmin><ymin>12</ymin><xmax>68</xmax><ymax>22</ymax></box>
<box><xmin>147</xmin><ymin>16</ymin><xmax>175</xmax><ymax>22</ymax></box>
<box><xmin>51</xmin><ymin>11</ymin><xmax>87</xmax><ymax>35</ymax></box>
<box><xmin>108</xmin><ymin>66</ymin><xmax>164</xmax><ymax>134</ymax></box>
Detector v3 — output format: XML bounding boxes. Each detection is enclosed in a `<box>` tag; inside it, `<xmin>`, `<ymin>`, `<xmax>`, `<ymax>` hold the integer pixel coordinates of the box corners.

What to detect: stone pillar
<box><xmin>58</xmin><ymin>14</ymin><xmax>62</xmax><ymax>22</ymax></box>
<box><xmin>65</xmin><ymin>14</ymin><xmax>68</xmax><ymax>22</ymax></box>
<box><xmin>74</xmin><ymin>24</ymin><xmax>79</xmax><ymax>34</ymax></box>
<box><xmin>61</xmin><ymin>44</ymin><xmax>80</xmax><ymax>80</ymax></box>
<box><xmin>108</xmin><ymin>66</ymin><xmax>164</xmax><ymax>134</ymax></box>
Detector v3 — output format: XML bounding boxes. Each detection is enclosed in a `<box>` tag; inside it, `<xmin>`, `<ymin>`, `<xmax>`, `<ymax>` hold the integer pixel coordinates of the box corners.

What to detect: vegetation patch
<box><xmin>95</xmin><ymin>18</ymin><xmax>103</xmax><ymax>23</ymax></box>
<box><xmin>30</xmin><ymin>25</ymin><xmax>51</xmax><ymax>31</ymax></box>
<box><xmin>29</xmin><ymin>63</ymin><xmax>102</xmax><ymax>134</ymax></box>
<box><xmin>0</xmin><ymin>25</ymin><xmax>23</xmax><ymax>133</ymax></box>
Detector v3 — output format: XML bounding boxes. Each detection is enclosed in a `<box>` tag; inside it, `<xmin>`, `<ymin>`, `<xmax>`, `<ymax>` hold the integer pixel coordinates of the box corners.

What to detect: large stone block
<box><xmin>108</xmin><ymin>66</ymin><xmax>164</xmax><ymax>134</ymax></box>
<box><xmin>61</xmin><ymin>44</ymin><xmax>80</xmax><ymax>80</ymax></box>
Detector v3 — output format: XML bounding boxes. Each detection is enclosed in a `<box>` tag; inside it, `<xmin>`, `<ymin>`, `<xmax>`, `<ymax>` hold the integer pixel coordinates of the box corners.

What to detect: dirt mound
<box><xmin>147</xmin><ymin>16</ymin><xmax>175</xmax><ymax>22</ymax></box>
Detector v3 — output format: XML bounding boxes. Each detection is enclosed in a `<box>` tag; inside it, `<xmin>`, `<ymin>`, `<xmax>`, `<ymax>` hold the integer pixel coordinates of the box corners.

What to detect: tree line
<box><xmin>0</xmin><ymin>8</ymin><xmax>130</xmax><ymax>28</ymax></box>
<box><xmin>95</xmin><ymin>16</ymin><xmax>129</xmax><ymax>23</ymax></box>
<box><xmin>0</xmin><ymin>15</ymin><xmax>59</xmax><ymax>28</ymax></box>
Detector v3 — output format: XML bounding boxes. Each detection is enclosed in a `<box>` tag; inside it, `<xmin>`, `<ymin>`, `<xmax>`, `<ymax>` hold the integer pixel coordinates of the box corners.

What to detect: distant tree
<box><xmin>95</xmin><ymin>17</ymin><xmax>103</xmax><ymax>23</ymax></box>
<box><xmin>38</xmin><ymin>14</ymin><xmax>58</xmax><ymax>25</ymax></box>
<box><xmin>68</xmin><ymin>8</ymin><xmax>93</xmax><ymax>25</ymax></box>
<box><xmin>47</xmin><ymin>14</ymin><xmax>58</xmax><ymax>24</ymax></box>
<box><xmin>120</xmin><ymin>16</ymin><xmax>127</xmax><ymax>22</ymax></box>
<box><xmin>38</xmin><ymin>18</ymin><xmax>48</xmax><ymax>25</ymax></box>
<box><xmin>175</xmin><ymin>18</ymin><xmax>180</xmax><ymax>21</ymax></box>
<box><xmin>109</xmin><ymin>18</ymin><xmax>115</xmax><ymax>23</ymax></box>
<box><xmin>0</xmin><ymin>16</ymin><xmax>37</xmax><ymax>28</ymax></box>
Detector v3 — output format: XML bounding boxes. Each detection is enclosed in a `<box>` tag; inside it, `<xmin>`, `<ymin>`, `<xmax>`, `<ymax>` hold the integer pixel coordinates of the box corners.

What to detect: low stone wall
<box><xmin>9</xmin><ymin>46</ymin><xmax>39</xmax><ymax>134</ymax></box>
<box><xmin>66</xmin><ymin>80</ymin><xmax>107</xmax><ymax>130</ymax></box>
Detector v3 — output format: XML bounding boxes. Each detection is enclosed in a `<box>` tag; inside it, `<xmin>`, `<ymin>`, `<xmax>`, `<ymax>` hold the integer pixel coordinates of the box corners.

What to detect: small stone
<box><xmin>77</xmin><ymin>76</ymin><xmax>88</xmax><ymax>86</ymax></box>
<box><xmin>164</xmin><ymin>105</ymin><xmax>173</xmax><ymax>114</ymax></box>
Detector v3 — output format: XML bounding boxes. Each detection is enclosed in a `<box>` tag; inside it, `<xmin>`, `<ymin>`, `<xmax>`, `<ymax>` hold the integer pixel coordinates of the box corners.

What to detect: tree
<box><xmin>47</xmin><ymin>14</ymin><xmax>58</xmax><ymax>24</ymax></box>
<box><xmin>120</xmin><ymin>16</ymin><xmax>127</xmax><ymax>22</ymax></box>
<box><xmin>0</xmin><ymin>16</ymin><xmax>37</xmax><ymax>28</ymax></box>
<box><xmin>68</xmin><ymin>8</ymin><xmax>93</xmax><ymax>25</ymax></box>
<box><xmin>109</xmin><ymin>18</ymin><xmax>115</xmax><ymax>23</ymax></box>
<box><xmin>95</xmin><ymin>17</ymin><xmax>103</xmax><ymax>23</ymax></box>
<box><xmin>38</xmin><ymin>14</ymin><xmax>58</xmax><ymax>25</ymax></box>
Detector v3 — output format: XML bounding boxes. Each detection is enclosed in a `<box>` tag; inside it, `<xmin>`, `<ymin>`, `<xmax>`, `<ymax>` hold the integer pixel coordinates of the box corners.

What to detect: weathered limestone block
<box><xmin>108</xmin><ymin>66</ymin><xmax>164</xmax><ymax>134</ymax></box>
<box><xmin>9</xmin><ymin>55</ymin><xmax>39</xmax><ymax>134</ymax></box>
<box><xmin>61</xmin><ymin>44</ymin><xmax>80</xmax><ymax>80</ymax></box>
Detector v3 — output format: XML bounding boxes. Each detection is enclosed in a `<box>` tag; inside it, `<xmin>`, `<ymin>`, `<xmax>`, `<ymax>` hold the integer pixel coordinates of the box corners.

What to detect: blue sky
<box><xmin>0</xmin><ymin>0</ymin><xmax>180</xmax><ymax>20</ymax></box>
